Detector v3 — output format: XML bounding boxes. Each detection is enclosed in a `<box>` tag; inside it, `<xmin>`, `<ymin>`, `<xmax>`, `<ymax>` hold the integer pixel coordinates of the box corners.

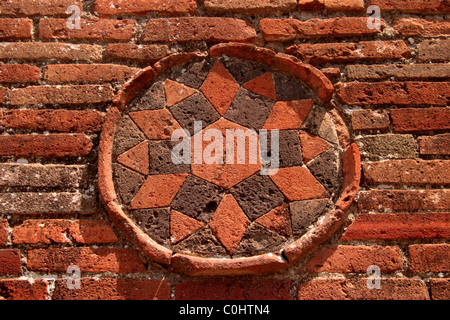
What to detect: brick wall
<box><xmin>0</xmin><ymin>0</ymin><xmax>448</xmax><ymax>300</ymax></box>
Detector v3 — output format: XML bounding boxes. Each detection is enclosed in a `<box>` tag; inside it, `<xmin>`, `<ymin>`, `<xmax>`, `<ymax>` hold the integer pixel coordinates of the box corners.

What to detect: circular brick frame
<box><xmin>98</xmin><ymin>43</ymin><xmax>361</xmax><ymax>276</ymax></box>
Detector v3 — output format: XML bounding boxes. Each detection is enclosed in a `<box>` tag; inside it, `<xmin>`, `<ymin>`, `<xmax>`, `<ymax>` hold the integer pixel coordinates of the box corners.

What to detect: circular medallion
<box><xmin>99</xmin><ymin>44</ymin><xmax>361</xmax><ymax>276</ymax></box>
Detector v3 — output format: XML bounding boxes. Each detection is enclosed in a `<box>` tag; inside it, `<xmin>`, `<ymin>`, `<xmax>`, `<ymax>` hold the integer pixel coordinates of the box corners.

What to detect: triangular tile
<box><xmin>243</xmin><ymin>72</ymin><xmax>277</xmax><ymax>100</ymax></box>
<box><xmin>170</xmin><ymin>210</ymin><xmax>205</xmax><ymax>244</ymax></box>
<box><xmin>299</xmin><ymin>131</ymin><xmax>332</xmax><ymax>163</ymax></box>
<box><xmin>201</xmin><ymin>61</ymin><xmax>240</xmax><ymax>116</ymax></box>
<box><xmin>164</xmin><ymin>79</ymin><xmax>197</xmax><ymax>107</ymax></box>
<box><xmin>263</xmin><ymin>100</ymin><xmax>314</xmax><ymax>130</ymax></box>
<box><xmin>255</xmin><ymin>203</ymin><xmax>292</xmax><ymax>237</ymax></box>
<box><xmin>117</xmin><ymin>141</ymin><xmax>149</xmax><ymax>175</ymax></box>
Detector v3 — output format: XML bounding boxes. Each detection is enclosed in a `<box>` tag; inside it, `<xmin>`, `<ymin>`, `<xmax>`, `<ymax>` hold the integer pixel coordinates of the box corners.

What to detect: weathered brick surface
<box><xmin>363</xmin><ymin>160</ymin><xmax>450</xmax><ymax>186</ymax></box>
<box><xmin>0</xmin><ymin>0</ymin><xmax>82</xmax><ymax>16</ymax></box>
<box><xmin>142</xmin><ymin>18</ymin><xmax>256</xmax><ymax>43</ymax></box>
<box><xmin>9</xmin><ymin>85</ymin><xmax>113</xmax><ymax>106</ymax></box>
<box><xmin>356</xmin><ymin>134</ymin><xmax>418</xmax><ymax>160</ymax></box>
<box><xmin>391</xmin><ymin>107</ymin><xmax>450</xmax><ymax>132</ymax></box>
<box><xmin>366</xmin><ymin>0</ymin><xmax>449</xmax><ymax>13</ymax></box>
<box><xmin>53</xmin><ymin>278</ymin><xmax>171</xmax><ymax>300</ymax></box>
<box><xmin>27</xmin><ymin>247</ymin><xmax>146</xmax><ymax>273</ymax></box>
<box><xmin>93</xmin><ymin>0</ymin><xmax>197</xmax><ymax>17</ymax></box>
<box><xmin>287</xmin><ymin>41</ymin><xmax>411</xmax><ymax>64</ymax></box>
<box><xmin>356</xmin><ymin>189</ymin><xmax>450</xmax><ymax>213</ymax></box>
<box><xmin>346</xmin><ymin>64</ymin><xmax>450</xmax><ymax>81</ymax></box>
<box><xmin>13</xmin><ymin>220</ymin><xmax>118</xmax><ymax>245</ymax></box>
<box><xmin>0</xmin><ymin>279</ymin><xmax>48</xmax><ymax>300</ymax></box>
<box><xmin>261</xmin><ymin>17</ymin><xmax>383</xmax><ymax>41</ymax></box>
<box><xmin>205</xmin><ymin>0</ymin><xmax>296</xmax><ymax>14</ymax></box>
<box><xmin>44</xmin><ymin>64</ymin><xmax>139</xmax><ymax>83</ymax></box>
<box><xmin>431</xmin><ymin>279</ymin><xmax>450</xmax><ymax>300</ymax></box>
<box><xmin>352</xmin><ymin>109</ymin><xmax>390</xmax><ymax>131</ymax></box>
<box><xmin>304</xmin><ymin>245</ymin><xmax>402</xmax><ymax>273</ymax></box>
<box><xmin>0</xmin><ymin>18</ymin><xmax>33</xmax><ymax>40</ymax></box>
<box><xmin>0</xmin><ymin>42</ymin><xmax>103</xmax><ymax>62</ymax></box>
<box><xmin>393</xmin><ymin>18</ymin><xmax>450</xmax><ymax>37</ymax></box>
<box><xmin>2</xmin><ymin>110</ymin><xmax>103</xmax><ymax>132</ymax></box>
<box><xmin>418</xmin><ymin>134</ymin><xmax>450</xmax><ymax>155</ymax></box>
<box><xmin>0</xmin><ymin>134</ymin><xmax>93</xmax><ymax>158</ymax></box>
<box><xmin>38</xmin><ymin>18</ymin><xmax>136</xmax><ymax>41</ymax></box>
<box><xmin>106</xmin><ymin>44</ymin><xmax>169</xmax><ymax>63</ymax></box>
<box><xmin>298</xmin><ymin>278</ymin><xmax>429</xmax><ymax>300</ymax></box>
<box><xmin>343</xmin><ymin>213</ymin><xmax>450</xmax><ymax>240</ymax></box>
<box><xmin>0</xmin><ymin>219</ymin><xmax>8</xmax><ymax>246</ymax></box>
<box><xmin>418</xmin><ymin>39</ymin><xmax>450</xmax><ymax>62</ymax></box>
<box><xmin>176</xmin><ymin>280</ymin><xmax>292</xmax><ymax>300</ymax></box>
<box><xmin>409</xmin><ymin>244</ymin><xmax>450</xmax><ymax>273</ymax></box>
<box><xmin>0</xmin><ymin>249</ymin><xmax>21</xmax><ymax>275</ymax></box>
<box><xmin>324</xmin><ymin>0</ymin><xmax>364</xmax><ymax>11</ymax></box>
<box><xmin>0</xmin><ymin>64</ymin><xmax>41</xmax><ymax>83</ymax></box>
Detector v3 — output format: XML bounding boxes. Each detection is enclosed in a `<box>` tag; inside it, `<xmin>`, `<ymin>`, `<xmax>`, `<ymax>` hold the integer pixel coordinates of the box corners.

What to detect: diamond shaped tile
<box><xmin>201</xmin><ymin>61</ymin><xmax>240</xmax><ymax>116</ymax></box>
<box><xmin>209</xmin><ymin>194</ymin><xmax>250</xmax><ymax>255</ymax></box>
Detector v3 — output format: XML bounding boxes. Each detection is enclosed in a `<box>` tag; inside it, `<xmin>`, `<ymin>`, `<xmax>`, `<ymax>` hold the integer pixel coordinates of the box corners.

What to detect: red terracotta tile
<box><xmin>209</xmin><ymin>194</ymin><xmax>250</xmax><ymax>255</ymax></box>
<box><xmin>243</xmin><ymin>72</ymin><xmax>277</xmax><ymax>100</ymax></box>
<box><xmin>191</xmin><ymin>118</ymin><xmax>261</xmax><ymax>189</ymax></box>
<box><xmin>299</xmin><ymin>131</ymin><xmax>332</xmax><ymax>163</ymax></box>
<box><xmin>170</xmin><ymin>210</ymin><xmax>205</xmax><ymax>244</ymax></box>
<box><xmin>201</xmin><ymin>61</ymin><xmax>240</xmax><ymax>116</ymax></box>
<box><xmin>130</xmin><ymin>109</ymin><xmax>183</xmax><ymax>140</ymax></box>
<box><xmin>255</xmin><ymin>203</ymin><xmax>292</xmax><ymax>237</ymax></box>
<box><xmin>129</xmin><ymin>174</ymin><xmax>188</xmax><ymax>210</ymax></box>
<box><xmin>263</xmin><ymin>100</ymin><xmax>313</xmax><ymax>130</ymax></box>
<box><xmin>117</xmin><ymin>141</ymin><xmax>149</xmax><ymax>175</ymax></box>
<box><xmin>164</xmin><ymin>79</ymin><xmax>197</xmax><ymax>107</ymax></box>
<box><xmin>269</xmin><ymin>166</ymin><xmax>329</xmax><ymax>201</ymax></box>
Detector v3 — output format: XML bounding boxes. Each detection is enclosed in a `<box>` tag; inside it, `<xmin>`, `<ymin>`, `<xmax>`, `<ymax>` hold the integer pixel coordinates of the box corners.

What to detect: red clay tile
<box><xmin>129</xmin><ymin>173</ymin><xmax>188</xmax><ymax>210</ymax></box>
<box><xmin>255</xmin><ymin>203</ymin><xmax>292</xmax><ymax>237</ymax></box>
<box><xmin>270</xmin><ymin>166</ymin><xmax>329</xmax><ymax>201</ymax></box>
<box><xmin>117</xmin><ymin>141</ymin><xmax>149</xmax><ymax>175</ymax></box>
<box><xmin>209</xmin><ymin>194</ymin><xmax>250</xmax><ymax>255</ymax></box>
<box><xmin>243</xmin><ymin>72</ymin><xmax>277</xmax><ymax>100</ymax></box>
<box><xmin>130</xmin><ymin>109</ymin><xmax>183</xmax><ymax>140</ymax></box>
<box><xmin>191</xmin><ymin>118</ymin><xmax>261</xmax><ymax>189</ymax></box>
<box><xmin>170</xmin><ymin>210</ymin><xmax>206</xmax><ymax>244</ymax></box>
<box><xmin>299</xmin><ymin>131</ymin><xmax>332</xmax><ymax>163</ymax></box>
<box><xmin>263</xmin><ymin>100</ymin><xmax>313</xmax><ymax>130</ymax></box>
<box><xmin>201</xmin><ymin>61</ymin><xmax>240</xmax><ymax>116</ymax></box>
<box><xmin>164</xmin><ymin>79</ymin><xmax>197</xmax><ymax>107</ymax></box>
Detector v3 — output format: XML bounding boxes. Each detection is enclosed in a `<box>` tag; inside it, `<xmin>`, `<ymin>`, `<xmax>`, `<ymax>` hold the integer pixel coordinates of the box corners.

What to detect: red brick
<box><xmin>343</xmin><ymin>212</ymin><xmax>450</xmax><ymax>240</ymax></box>
<box><xmin>13</xmin><ymin>220</ymin><xmax>118</xmax><ymax>245</ymax></box>
<box><xmin>0</xmin><ymin>18</ymin><xmax>32</xmax><ymax>40</ymax></box>
<box><xmin>346</xmin><ymin>63</ymin><xmax>450</xmax><ymax>81</ymax></box>
<box><xmin>356</xmin><ymin>189</ymin><xmax>450</xmax><ymax>213</ymax></box>
<box><xmin>419</xmin><ymin>134</ymin><xmax>450</xmax><ymax>155</ymax></box>
<box><xmin>431</xmin><ymin>279</ymin><xmax>450</xmax><ymax>300</ymax></box>
<box><xmin>0</xmin><ymin>219</ymin><xmax>8</xmax><ymax>246</ymax></box>
<box><xmin>287</xmin><ymin>40</ymin><xmax>411</xmax><ymax>64</ymax></box>
<box><xmin>27</xmin><ymin>247</ymin><xmax>146</xmax><ymax>273</ymax></box>
<box><xmin>261</xmin><ymin>17</ymin><xmax>382</xmax><ymax>41</ymax></box>
<box><xmin>336</xmin><ymin>82</ymin><xmax>450</xmax><ymax>106</ymax></box>
<box><xmin>9</xmin><ymin>85</ymin><xmax>113</xmax><ymax>106</ymax></box>
<box><xmin>39</xmin><ymin>18</ymin><xmax>136</xmax><ymax>41</ymax></box>
<box><xmin>304</xmin><ymin>245</ymin><xmax>402</xmax><ymax>273</ymax></box>
<box><xmin>93</xmin><ymin>0</ymin><xmax>197</xmax><ymax>17</ymax></box>
<box><xmin>409</xmin><ymin>244</ymin><xmax>450</xmax><ymax>273</ymax></box>
<box><xmin>0</xmin><ymin>249</ymin><xmax>21</xmax><ymax>275</ymax></box>
<box><xmin>205</xmin><ymin>0</ymin><xmax>296</xmax><ymax>14</ymax></box>
<box><xmin>106</xmin><ymin>43</ymin><xmax>169</xmax><ymax>63</ymax></box>
<box><xmin>0</xmin><ymin>0</ymin><xmax>82</xmax><ymax>16</ymax></box>
<box><xmin>366</xmin><ymin>0</ymin><xmax>449</xmax><ymax>13</ymax></box>
<box><xmin>391</xmin><ymin>107</ymin><xmax>450</xmax><ymax>132</ymax></box>
<box><xmin>0</xmin><ymin>64</ymin><xmax>40</xmax><ymax>83</ymax></box>
<box><xmin>298</xmin><ymin>0</ymin><xmax>324</xmax><ymax>10</ymax></box>
<box><xmin>0</xmin><ymin>42</ymin><xmax>103</xmax><ymax>62</ymax></box>
<box><xmin>0</xmin><ymin>279</ymin><xmax>48</xmax><ymax>300</ymax></box>
<box><xmin>394</xmin><ymin>18</ymin><xmax>450</xmax><ymax>37</ymax></box>
<box><xmin>325</xmin><ymin>0</ymin><xmax>364</xmax><ymax>11</ymax></box>
<box><xmin>321</xmin><ymin>67</ymin><xmax>341</xmax><ymax>80</ymax></box>
<box><xmin>298</xmin><ymin>278</ymin><xmax>429</xmax><ymax>300</ymax></box>
<box><xmin>176</xmin><ymin>280</ymin><xmax>292</xmax><ymax>300</ymax></box>
<box><xmin>53</xmin><ymin>278</ymin><xmax>171</xmax><ymax>300</ymax></box>
<box><xmin>363</xmin><ymin>160</ymin><xmax>450</xmax><ymax>186</ymax></box>
<box><xmin>2</xmin><ymin>110</ymin><xmax>103</xmax><ymax>133</ymax></box>
<box><xmin>0</xmin><ymin>87</ymin><xmax>7</xmax><ymax>104</ymax></box>
<box><xmin>45</xmin><ymin>64</ymin><xmax>139</xmax><ymax>84</ymax></box>
<box><xmin>0</xmin><ymin>134</ymin><xmax>93</xmax><ymax>158</ymax></box>
<box><xmin>352</xmin><ymin>109</ymin><xmax>390</xmax><ymax>131</ymax></box>
<box><xmin>418</xmin><ymin>39</ymin><xmax>450</xmax><ymax>62</ymax></box>
<box><xmin>142</xmin><ymin>17</ymin><xmax>256</xmax><ymax>43</ymax></box>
